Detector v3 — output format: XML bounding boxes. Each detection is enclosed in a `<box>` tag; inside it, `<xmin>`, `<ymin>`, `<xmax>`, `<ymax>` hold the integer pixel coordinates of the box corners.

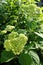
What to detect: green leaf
<box><xmin>34</xmin><ymin>32</ymin><xmax>43</xmax><ymax>38</ymax></box>
<box><xmin>37</xmin><ymin>0</ymin><xmax>40</xmax><ymax>2</ymax></box>
<box><xmin>1</xmin><ymin>50</ymin><xmax>14</xmax><ymax>63</ymax></box>
<box><xmin>16</xmin><ymin>29</ymin><xmax>27</xmax><ymax>34</ymax></box>
<box><xmin>19</xmin><ymin>53</ymin><xmax>32</xmax><ymax>65</ymax></box>
<box><xmin>29</xmin><ymin>51</ymin><xmax>40</xmax><ymax>65</ymax></box>
<box><xmin>41</xmin><ymin>63</ymin><xmax>43</xmax><ymax>65</ymax></box>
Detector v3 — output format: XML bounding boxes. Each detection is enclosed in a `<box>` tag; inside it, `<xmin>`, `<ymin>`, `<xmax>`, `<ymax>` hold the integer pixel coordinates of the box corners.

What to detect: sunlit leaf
<box><xmin>29</xmin><ymin>51</ymin><xmax>40</xmax><ymax>65</ymax></box>
<box><xmin>34</xmin><ymin>32</ymin><xmax>43</xmax><ymax>38</ymax></box>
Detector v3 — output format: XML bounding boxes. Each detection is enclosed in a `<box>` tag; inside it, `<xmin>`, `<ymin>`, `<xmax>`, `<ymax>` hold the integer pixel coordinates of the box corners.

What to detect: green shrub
<box><xmin>0</xmin><ymin>0</ymin><xmax>43</xmax><ymax>65</ymax></box>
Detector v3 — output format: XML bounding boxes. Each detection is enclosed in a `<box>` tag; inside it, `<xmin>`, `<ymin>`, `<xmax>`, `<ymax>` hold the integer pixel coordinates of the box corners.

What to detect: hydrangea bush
<box><xmin>0</xmin><ymin>0</ymin><xmax>43</xmax><ymax>65</ymax></box>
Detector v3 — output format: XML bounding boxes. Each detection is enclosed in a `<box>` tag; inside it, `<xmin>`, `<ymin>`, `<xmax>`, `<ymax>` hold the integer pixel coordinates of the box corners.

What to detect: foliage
<box><xmin>0</xmin><ymin>0</ymin><xmax>43</xmax><ymax>65</ymax></box>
